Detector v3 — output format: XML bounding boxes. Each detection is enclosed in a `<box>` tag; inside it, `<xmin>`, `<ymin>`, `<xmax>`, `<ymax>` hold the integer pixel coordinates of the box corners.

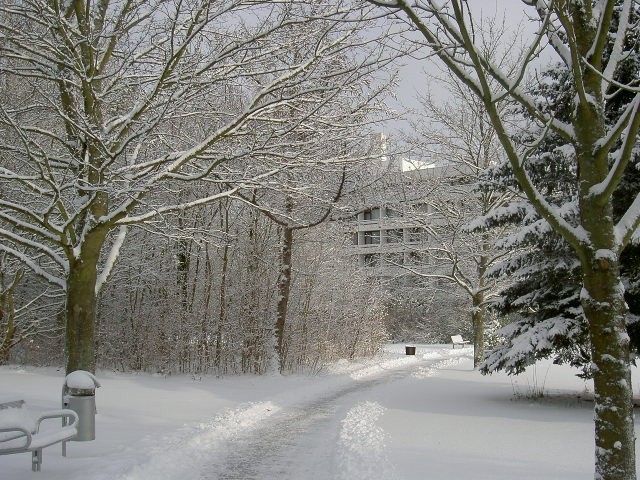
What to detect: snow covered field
<box><xmin>2</xmin><ymin>344</ymin><xmax>639</xmax><ymax>479</ymax></box>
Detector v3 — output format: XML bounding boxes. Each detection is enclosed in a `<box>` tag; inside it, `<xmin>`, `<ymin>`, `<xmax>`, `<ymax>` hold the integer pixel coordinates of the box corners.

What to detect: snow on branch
<box><xmin>615</xmin><ymin>192</ymin><xmax>640</xmax><ymax>250</ymax></box>
<box><xmin>600</xmin><ymin>0</ymin><xmax>634</xmax><ymax>97</ymax></box>
<box><xmin>94</xmin><ymin>225</ymin><xmax>128</xmax><ymax>295</ymax></box>
<box><xmin>0</xmin><ymin>244</ymin><xmax>65</xmax><ymax>289</ymax></box>
<box><xmin>590</xmin><ymin>94</ymin><xmax>640</xmax><ymax>203</ymax></box>
<box><xmin>0</xmin><ymin>227</ymin><xmax>67</xmax><ymax>271</ymax></box>
<box><xmin>369</xmin><ymin>1</ymin><xmax>599</xmax><ymax>256</ymax></box>
<box><xmin>113</xmin><ymin>183</ymin><xmax>246</xmax><ymax>225</ymax></box>
<box><xmin>0</xmin><ymin>207</ymin><xmax>62</xmax><ymax>242</ymax></box>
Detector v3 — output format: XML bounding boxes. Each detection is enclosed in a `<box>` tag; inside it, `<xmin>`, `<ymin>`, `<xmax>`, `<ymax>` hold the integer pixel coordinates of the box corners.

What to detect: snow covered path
<box><xmin>1</xmin><ymin>345</ymin><xmax>464</xmax><ymax>480</ymax></box>
<box><xmin>121</xmin><ymin>346</ymin><xmax>448</xmax><ymax>480</ymax></box>
<box><xmin>207</xmin><ymin>360</ymin><xmax>415</xmax><ymax>479</ymax></box>
<box><xmin>4</xmin><ymin>344</ymin><xmax>636</xmax><ymax>479</ymax></box>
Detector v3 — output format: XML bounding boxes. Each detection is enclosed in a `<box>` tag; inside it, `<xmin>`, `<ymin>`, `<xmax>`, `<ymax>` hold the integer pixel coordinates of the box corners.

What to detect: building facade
<box><xmin>349</xmin><ymin>143</ymin><xmax>462</xmax><ymax>278</ymax></box>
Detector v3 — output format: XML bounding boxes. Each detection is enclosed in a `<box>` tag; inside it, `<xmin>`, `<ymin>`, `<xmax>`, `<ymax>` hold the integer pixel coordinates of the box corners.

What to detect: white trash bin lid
<box><xmin>64</xmin><ymin>370</ymin><xmax>101</xmax><ymax>395</ymax></box>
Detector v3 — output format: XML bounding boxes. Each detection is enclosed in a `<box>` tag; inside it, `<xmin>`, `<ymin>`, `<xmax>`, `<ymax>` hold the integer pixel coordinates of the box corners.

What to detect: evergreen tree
<box><xmin>366</xmin><ymin>1</ymin><xmax>640</xmax><ymax>478</ymax></box>
<box><xmin>480</xmin><ymin>4</ymin><xmax>640</xmax><ymax>375</ymax></box>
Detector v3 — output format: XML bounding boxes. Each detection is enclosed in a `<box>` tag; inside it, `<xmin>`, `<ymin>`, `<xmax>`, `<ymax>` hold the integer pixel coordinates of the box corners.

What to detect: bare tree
<box><xmin>0</xmin><ymin>0</ymin><xmax>391</xmax><ymax>373</ymax></box>
<box><xmin>367</xmin><ymin>1</ymin><xmax>640</xmax><ymax>479</ymax></box>
<box><xmin>408</xmin><ymin>64</ymin><xmax>516</xmax><ymax>366</ymax></box>
<box><xmin>248</xmin><ymin>166</ymin><xmax>347</xmax><ymax>372</ymax></box>
<box><xmin>0</xmin><ymin>252</ymin><xmax>65</xmax><ymax>364</ymax></box>
<box><xmin>283</xmin><ymin>222</ymin><xmax>389</xmax><ymax>371</ymax></box>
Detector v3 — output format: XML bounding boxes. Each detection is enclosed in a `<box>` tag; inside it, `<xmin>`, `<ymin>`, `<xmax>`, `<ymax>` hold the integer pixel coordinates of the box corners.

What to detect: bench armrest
<box><xmin>34</xmin><ymin>409</ymin><xmax>78</xmax><ymax>433</ymax></box>
<box><xmin>0</xmin><ymin>426</ymin><xmax>32</xmax><ymax>453</ymax></box>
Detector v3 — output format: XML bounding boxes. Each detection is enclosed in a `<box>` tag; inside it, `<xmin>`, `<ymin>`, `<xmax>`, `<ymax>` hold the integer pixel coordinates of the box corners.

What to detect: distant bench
<box><xmin>0</xmin><ymin>399</ymin><xmax>78</xmax><ymax>471</ymax></box>
<box><xmin>451</xmin><ymin>335</ymin><xmax>470</xmax><ymax>348</ymax></box>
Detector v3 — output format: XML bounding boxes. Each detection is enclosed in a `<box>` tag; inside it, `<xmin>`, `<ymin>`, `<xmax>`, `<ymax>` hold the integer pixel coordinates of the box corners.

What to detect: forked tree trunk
<box><xmin>575</xmin><ymin>13</ymin><xmax>636</xmax><ymax>473</ymax></box>
<box><xmin>579</xmin><ymin>140</ymin><xmax>635</xmax><ymax>479</ymax></box>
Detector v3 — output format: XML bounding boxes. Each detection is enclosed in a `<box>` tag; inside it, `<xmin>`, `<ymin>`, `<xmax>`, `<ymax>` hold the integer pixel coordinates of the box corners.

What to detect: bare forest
<box><xmin>0</xmin><ymin>0</ymin><xmax>395</xmax><ymax>375</ymax></box>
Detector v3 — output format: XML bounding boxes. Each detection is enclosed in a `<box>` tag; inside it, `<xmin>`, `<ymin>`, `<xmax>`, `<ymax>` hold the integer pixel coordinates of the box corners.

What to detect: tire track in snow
<box><xmin>116</xmin><ymin>347</ymin><xmax>469</xmax><ymax>480</ymax></box>
<box><xmin>207</xmin><ymin>367</ymin><xmax>412</xmax><ymax>480</ymax></box>
<box><xmin>206</xmin><ymin>348</ymin><xmax>469</xmax><ymax>479</ymax></box>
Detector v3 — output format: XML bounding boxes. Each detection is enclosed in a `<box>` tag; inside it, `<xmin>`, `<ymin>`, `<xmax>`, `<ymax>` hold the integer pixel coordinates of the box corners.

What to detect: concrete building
<box><xmin>345</xmin><ymin>135</ymin><xmax>474</xmax><ymax>342</ymax></box>
<box><xmin>349</xmin><ymin>135</ymin><xmax>464</xmax><ymax>278</ymax></box>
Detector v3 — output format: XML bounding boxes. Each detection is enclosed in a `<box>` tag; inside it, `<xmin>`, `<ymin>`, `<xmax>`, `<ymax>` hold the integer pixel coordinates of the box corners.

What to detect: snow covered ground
<box><xmin>1</xmin><ymin>344</ymin><xmax>639</xmax><ymax>479</ymax></box>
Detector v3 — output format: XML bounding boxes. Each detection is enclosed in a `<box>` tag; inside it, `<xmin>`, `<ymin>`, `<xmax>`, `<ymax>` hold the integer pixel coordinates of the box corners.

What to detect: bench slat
<box><xmin>0</xmin><ymin>400</ymin><xmax>26</xmax><ymax>410</ymax></box>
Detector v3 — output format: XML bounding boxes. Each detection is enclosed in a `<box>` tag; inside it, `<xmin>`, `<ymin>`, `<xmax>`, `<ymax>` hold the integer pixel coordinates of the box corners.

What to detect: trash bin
<box><xmin>405</xmin><ymin>345</ymin><xmax>416</xmax><ymax>355</ymax></box>
<box><xmin>62</xmin><ymin>370</ymin><xmax>101</xmax><ymax>441</ymax></box>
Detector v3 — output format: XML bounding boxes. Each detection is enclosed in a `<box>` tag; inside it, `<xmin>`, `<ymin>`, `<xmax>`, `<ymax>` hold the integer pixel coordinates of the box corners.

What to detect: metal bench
<box><xmin>0</xmin><ymin>399</ymin><xmax>78</xmax><ymax>471</ymax></box>
<box><xmin>451</xmin><ymin>335</ymin><xmax>470</xmax><ymax>348</ymax></box>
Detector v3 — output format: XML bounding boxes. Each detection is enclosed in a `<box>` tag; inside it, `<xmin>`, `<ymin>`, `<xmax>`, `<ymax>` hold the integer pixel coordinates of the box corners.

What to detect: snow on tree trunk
<box><xmin>584</xmin><ymin>258</ymin><xmax>635</xmax><ymax>480</ymax></box>
<box><xmin>574</xmin><ymin>8</ymin><xmax>635</xmax><ymax>476</ymax></box>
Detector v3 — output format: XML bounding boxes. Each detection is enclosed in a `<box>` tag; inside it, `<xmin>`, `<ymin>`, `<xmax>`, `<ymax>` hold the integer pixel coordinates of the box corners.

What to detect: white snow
<box><xmin>0</xmin><ymin>404</ymin><xmax>36</xmax><ymax>433</ymax></box>
<box><xmin>64</xmin><ymin>370</ymin><xmax>101</xmax><ymax>390</ymax></box>
<box><xmin>337</xmin><ymin>402</ymin><xmax>393</xmax><ymax>480</ymax></box>
<box><xmin>595</xmin><ymin>249</ymin><xmax>616</xmax><ymax>261</ymax></box>
<box><xmin>2</xmin><ymin>344</ymin><xmax>640</xmax><ymax>479</ymax></box>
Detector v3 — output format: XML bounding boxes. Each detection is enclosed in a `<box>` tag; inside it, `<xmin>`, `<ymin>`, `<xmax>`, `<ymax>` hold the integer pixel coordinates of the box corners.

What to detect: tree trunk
<box><xmin>579</xmin><ymin>144</ymin><xmax>635</xmax><ymax>479</ymax></box>
<box><xmin>0</xmin><ymin>270</ymin><xmax>21</xmax><ymax>364</ymax></box>
<box><xmin>176</xmin><ymin>236</ymin><xmax>191</xmax><ymax>373</ymax></box>
<box><xmin>215</xmin><ymin>208</ymin><xmax>230</xmax><ymax>375</ymax></box>
<box><xmin>471</xmin><ymin>291</ymin><xmax>484</xmax><ymax>368</ymax></box>
<box><xmin>199</xmin><ymin>244</ymin><xmax>214</xmax><ymax>374</ymax></box>
<box><xmin>583</xmin><ymin>255</ymin><xmax>635</xmax><ymax>480</ymax></box>
<box><xmin>65</xmin><ymin>229</ymin><xmax>107</xmax><ymax>374</ymax></box>
<box><xmin>472</xmin><ymin>247</ymin><xmax>490</xmax><ymax>368</ymax></box>
<box><xmin>575</xmin><ymin>13</ymin><xmax>636</xmax><ymax>473</ymax></box>
<box><xmin>66</xmin><ymin>262</ymin><xmax>98</xmax><ymax>374</ymax></box>
<box><xmin>0</xmin><ymin>307</ymin><xmax>16</xmax><ymax>365</ymax></box>
<box><xmin>275</xmin><ymin>226</ymin><xmax>293</xmax><ymax>372</ymax></box>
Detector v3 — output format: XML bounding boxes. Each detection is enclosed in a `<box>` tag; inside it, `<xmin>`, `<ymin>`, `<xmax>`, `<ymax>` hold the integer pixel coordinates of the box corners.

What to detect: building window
<box><xmin>386</xmin><ymin>207</ymin><xmax>402</xmax><ymax>218</ymax></box>
<box><xmin>417</xmin><ymin>203</ymin><xmax>430</xmax><ymax>214</ymax></box>
<box><xmin>385</xmin><ymin>229</ymin><xmax>403</xmax><ymax>243</ymax></box>
<box><xmin>363</xmin><ymin>207</ymin><xmax>381</xmax><ymax>220</ymax></box>
<box><xmin>407</xmin><ymin>227</ymin><xmax>427</xmax><ymax>243</ymax></box>
<box><xmin>363</xmin><ymin>230</ymin><xmax>380</xmax><ymax>245</ymax></box>
<box><xmin>406</xmin><ymin>251</ymin><xmax>423</xmax><ymax>265</ymax></box>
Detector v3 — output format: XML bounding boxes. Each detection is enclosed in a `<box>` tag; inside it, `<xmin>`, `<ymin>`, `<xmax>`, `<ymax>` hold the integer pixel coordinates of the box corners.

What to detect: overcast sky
<box><xmin>385</xmin><ymin>0</ymin><xmax>547</xmax><ymax>137</ymax></box>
